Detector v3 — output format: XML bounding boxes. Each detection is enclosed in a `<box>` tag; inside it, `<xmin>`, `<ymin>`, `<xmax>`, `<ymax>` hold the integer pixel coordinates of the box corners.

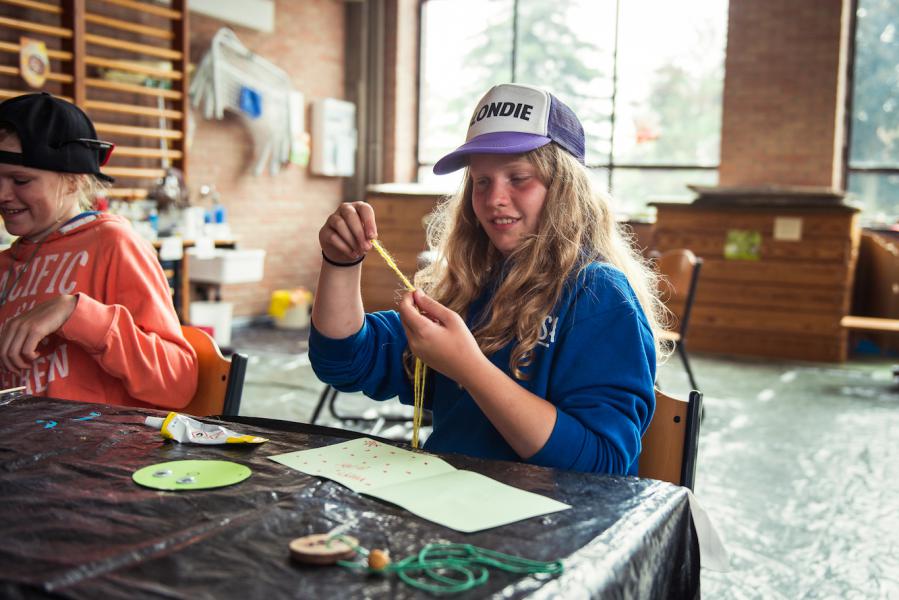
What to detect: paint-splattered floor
<box><xmin>231</xmin><ymin>324</ymin><xmax>899</xmax><ymax>599</ymax></box>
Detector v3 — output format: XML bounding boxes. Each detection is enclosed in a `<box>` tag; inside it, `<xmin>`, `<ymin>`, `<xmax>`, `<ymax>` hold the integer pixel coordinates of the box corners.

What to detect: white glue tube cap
<box><xmin>144</xmin><ymin>416</ymin><xmax>165</xmax><ymax>429</ymax></box>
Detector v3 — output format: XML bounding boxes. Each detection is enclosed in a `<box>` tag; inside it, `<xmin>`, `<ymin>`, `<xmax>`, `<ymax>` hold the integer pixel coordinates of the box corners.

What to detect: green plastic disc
<box><xmin>132</xmin><ymin>460</ymin><xmax>251</xmax><ymax>491</ymax></box>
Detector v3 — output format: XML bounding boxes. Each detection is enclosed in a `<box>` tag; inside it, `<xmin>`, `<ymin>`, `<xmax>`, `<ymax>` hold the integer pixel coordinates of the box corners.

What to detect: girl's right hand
<box><xmin>319</xmin><ymin>201</ymin><xmax>378</xmax><ymax>264</ymax></box>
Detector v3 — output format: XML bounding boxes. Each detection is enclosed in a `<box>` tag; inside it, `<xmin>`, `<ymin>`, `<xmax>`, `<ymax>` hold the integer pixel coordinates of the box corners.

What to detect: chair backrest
<box><xmin>656</xmin><ymin>249</ymin><xmax>703</xmax><ymax>336</ymax></box>
<box><xmin>639</xmin><ymin>389</ymin><xmax>702</xmax><ymax>490</ymax></box>
<box><xmin>180</xmin><ymin>325</ymin><xmax>247</xmax><ymax>417</ymax></box>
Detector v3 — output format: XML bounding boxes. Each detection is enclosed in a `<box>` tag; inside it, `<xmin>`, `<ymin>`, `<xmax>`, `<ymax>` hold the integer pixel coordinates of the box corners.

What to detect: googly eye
<box><xmin>152</xmin><ymin>469</ymin><xmax>173</xmax><ymax>478</ymax></box>
<box><xmin>176</xmin><ymin>471</ymin><xmax>200</xmax><ymax>484</ymax></box>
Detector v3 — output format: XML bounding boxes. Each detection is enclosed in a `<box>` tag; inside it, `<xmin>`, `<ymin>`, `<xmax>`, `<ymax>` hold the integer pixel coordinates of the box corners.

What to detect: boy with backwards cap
<box><xmin>0</xmin><ymin>93</ymin><xmax>198</xmax><ymax>408</ymax></box>
<box><xmin>311</xmin><ymin>84</ymin><xmax>666</xmax><ymax>475</ymax></box>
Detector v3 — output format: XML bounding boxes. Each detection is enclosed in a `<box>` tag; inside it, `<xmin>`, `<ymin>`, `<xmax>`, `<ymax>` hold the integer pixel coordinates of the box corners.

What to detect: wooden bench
<box><xmin>842</xmin><ymin>316</ymin><xmax>899</xmax><ymax>383</ymax></box>
<box><xmin>841</xmin><ymin>315</ymin><xmax>899</xmax><ymax>333</ymax></box>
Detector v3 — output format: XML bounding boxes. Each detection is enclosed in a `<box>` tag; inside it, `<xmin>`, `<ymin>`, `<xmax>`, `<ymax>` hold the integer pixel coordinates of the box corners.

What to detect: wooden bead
<box><xmin>367</xmin><ymin>549</ymin><xmax>391</xmax><ymax>571</ymax></box>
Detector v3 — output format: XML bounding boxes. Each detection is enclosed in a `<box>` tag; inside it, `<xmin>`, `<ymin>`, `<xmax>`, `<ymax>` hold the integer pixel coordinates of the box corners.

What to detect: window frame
<box><xmin>415</xmin><ymin>0</ymin><xmax>722</xmax><ymax>201</ymax></box>
<box><xmin>843</xmin><ymin>0</ymin><xmax>899</xmax><ymax>221</ymax></box>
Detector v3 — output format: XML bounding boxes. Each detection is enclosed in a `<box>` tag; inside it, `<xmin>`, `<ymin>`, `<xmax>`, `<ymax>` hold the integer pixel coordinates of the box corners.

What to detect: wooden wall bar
<box><xmin>0</xmin><ymin>0</ymin><xmax>188</xmax><ymax>198</ymax></box>
<box><xmin>654</xmin><ymin>198</ymin><xmax>860</xmax><ymax>362</ymax></box>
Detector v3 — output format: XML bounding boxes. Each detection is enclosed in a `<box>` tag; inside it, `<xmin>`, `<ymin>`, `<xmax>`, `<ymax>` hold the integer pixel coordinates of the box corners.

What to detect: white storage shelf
<box><xmin>188</xmin><ymin>249</ymin><xmax>266</xmax><ymax>285</ymax></box>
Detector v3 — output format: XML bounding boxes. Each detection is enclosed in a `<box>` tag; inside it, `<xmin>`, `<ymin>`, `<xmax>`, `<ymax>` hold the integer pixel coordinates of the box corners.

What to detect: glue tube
<box><xmin>144</xmin><ymin>412</ymin><xmax>268</xmax><ymax>445</ymax></box>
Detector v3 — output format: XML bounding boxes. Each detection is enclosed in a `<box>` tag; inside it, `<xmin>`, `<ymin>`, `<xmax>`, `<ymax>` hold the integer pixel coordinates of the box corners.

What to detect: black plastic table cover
<box><xmin>0</xmin><ymin>396</ymin><xmax>699</xmax><ymax>599</ymax></box>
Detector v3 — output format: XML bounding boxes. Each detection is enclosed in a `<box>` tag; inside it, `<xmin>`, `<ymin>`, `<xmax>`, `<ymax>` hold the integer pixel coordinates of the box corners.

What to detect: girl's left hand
<box><xmin>0</xmin><ymin>295</ymin><xmax>77</xmax><ymax>373</ymax></box>
<box><xmin>397</xmin><ymin>290</ymin><xmax>485</xmax><ymax>386</ymax></box>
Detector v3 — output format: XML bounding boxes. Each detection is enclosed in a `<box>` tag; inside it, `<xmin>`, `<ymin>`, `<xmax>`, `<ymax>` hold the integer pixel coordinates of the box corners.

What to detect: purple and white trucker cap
<box><xmin>433</xmin><ymin>83</ymin><xmax>586</xmax><ymax>175</ymax></box>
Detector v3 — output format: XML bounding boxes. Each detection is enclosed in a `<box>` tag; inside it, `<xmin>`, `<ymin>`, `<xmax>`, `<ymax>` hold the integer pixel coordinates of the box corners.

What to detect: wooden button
<box><xmin>289</xmin><ymin>534</ymin><xmax>358</xmax><ymax>565</ymax></box>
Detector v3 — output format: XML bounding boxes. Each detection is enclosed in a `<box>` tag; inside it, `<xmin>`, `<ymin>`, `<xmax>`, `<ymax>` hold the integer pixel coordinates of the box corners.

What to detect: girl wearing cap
<box><xmin>311</xmin><ymin>84</ymin><xmax>664</xmax><ymax>475</ymax></box>
<box><xmin>0</xmin><ymin>93</ymin><xmax>197</xmax><ymax>408</ymax></box>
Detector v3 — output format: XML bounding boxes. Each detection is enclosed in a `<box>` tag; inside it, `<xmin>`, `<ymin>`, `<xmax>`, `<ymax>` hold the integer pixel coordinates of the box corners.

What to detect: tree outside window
<box><xmin>418</xmin><ymin>0</ymin><xmax>728</xmax><ymax>220</ymax></box>
<box><xmin>847</xmin><ymin>0</ymin><xmax>899</xmax><ymax>224</ymax></box>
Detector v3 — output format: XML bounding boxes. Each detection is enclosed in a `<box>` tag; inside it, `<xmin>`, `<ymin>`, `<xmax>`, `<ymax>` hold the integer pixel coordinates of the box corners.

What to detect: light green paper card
<box><xmin>268</xmin><ymin>438</ymin><xmax>571</xmax><ymax>532</ymax></box>
<box><xmin>269</xmin><ymin>438</ymin><xmax>455</xmax><ymax>493</ymax></box>
<box><xmin>371</xmin><ymin>469</ymin><xmax>571</xmax><ymax>533</ymax></box>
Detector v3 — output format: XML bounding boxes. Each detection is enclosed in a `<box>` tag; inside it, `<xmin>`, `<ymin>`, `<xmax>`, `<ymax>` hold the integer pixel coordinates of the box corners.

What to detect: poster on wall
<box><xmin>19</xmin><ymin>37</ymin><xmax>49</xmax><ymax>89</ymax></box>
<box><xmin>724</xmin><ymin>229</ymin><xmax>762</xmax><ymax>260</ymax></box>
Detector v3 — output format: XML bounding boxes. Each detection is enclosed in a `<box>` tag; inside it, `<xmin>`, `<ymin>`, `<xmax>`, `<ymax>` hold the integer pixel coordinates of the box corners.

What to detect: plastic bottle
<box><xmin>213</xmin><ymin>196</ymin><xmax>226</xmax><ymax>224</ymax></box>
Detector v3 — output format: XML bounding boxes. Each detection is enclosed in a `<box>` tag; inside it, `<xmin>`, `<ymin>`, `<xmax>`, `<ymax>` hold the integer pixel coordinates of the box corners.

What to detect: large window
<box><xmin>847</xmin><ymin>0</ymin><xmax>899</xmax><ymax>224</ymax></box>
<box><xmin>418</xmin><ymin>0</ymin><xmax>728</xmax><ymax>219</ymax></box>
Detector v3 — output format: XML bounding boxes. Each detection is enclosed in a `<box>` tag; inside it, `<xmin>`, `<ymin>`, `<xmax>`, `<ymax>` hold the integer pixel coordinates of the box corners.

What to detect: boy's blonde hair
<box><xmin>415</xmin><ymin>143</ymin><xmax>670</xmax><ymax>379</ymax></box>
<box><xmin>63</xmin><ymin>173</ymin><xmax>108</xmax><ymax>211</ymax></box>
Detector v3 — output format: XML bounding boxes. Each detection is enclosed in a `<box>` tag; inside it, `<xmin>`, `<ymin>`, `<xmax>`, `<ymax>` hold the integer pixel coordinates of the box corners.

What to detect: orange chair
<box><xmin>656</xmin><ymin>249</ymin><xmax>703</xmax><ymax>392</ymax></box>
<box><xmin>639</xmin><ymin>389</ymin><xmax>702</xmax><ymax>490</ymax></box>
<box><xmin>180</xmin><ymin>325</ymin><xmax>247</xmax><ymax>417</ymax></box>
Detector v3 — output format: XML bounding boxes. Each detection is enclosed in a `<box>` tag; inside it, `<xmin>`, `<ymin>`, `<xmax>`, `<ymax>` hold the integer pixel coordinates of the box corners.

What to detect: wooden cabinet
<box><xmin>654</xmin><ymin>192</ymin><xmax>860</xmax><ymax>362</ymax></box>
<box><xmin>360</xmin><ymin>185</ymin><xmax>444</xmax><ymax>312</ymax></box>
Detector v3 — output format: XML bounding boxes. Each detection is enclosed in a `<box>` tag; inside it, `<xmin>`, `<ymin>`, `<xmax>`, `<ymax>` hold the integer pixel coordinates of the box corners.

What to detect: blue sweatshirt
<box><xmin>309</xmin><ymin>262</ymin><xmax>656</xmax><ymax>475</ymax></box>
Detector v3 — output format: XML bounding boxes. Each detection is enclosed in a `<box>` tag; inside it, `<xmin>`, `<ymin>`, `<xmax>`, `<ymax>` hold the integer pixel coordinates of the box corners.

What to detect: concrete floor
<box><xmin>231</xmin><ymin>324</ymin><xmax>899</xmax><ymax>599</ymax></box>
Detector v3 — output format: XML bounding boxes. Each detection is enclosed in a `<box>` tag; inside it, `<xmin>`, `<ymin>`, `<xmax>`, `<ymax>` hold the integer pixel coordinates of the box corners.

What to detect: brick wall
<box><xmin>188</xmin><ymin>0</ymin><xmax>346</xmax><ymax>317</ymax></box>
<box><xmin>719</xmin><ymin>0</ymin><xmax>852</xmax><ymax>189</ymax></box>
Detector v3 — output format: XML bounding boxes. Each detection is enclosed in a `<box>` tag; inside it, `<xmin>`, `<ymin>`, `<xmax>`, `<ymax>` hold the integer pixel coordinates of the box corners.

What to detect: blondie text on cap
<box><xmin>466</xmin><ymin>84</ymin><xmax>551</xmax><ymax>141</ymax></box>
<box><xmin>432</xmin><ymin>83</ymin><xmax>585</xmax><ymax>174</ymax></box>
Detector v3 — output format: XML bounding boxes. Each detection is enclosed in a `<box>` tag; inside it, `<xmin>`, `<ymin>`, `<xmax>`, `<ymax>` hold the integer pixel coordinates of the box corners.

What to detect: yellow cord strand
<box><xmin>370</xmin><ymin>239</ymin><xmax>427</xmax><ymax>448</ymax></box>
<box><xmin>371</xmin><ymin>240</ymin><xmax>415</xmax><ymax>292</ymax></box>
<box><xmin>412</xmin><ymin>359</ymin><xmax>423</xmax><ymax>448</ymax></box>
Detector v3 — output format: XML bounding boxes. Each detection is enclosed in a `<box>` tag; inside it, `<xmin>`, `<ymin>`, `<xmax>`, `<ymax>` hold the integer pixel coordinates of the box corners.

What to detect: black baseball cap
<box><xmin>0</xmin><ymin>92</ymin><xmax>115</xmax><ymax>182</ymax></box>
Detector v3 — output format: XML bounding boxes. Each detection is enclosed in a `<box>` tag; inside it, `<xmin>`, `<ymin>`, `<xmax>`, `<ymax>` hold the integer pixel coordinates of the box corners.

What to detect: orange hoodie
<box><xmin>0</xmin><ymin>212</ymin><xmax>198</xmax><ymax>408</ymax></box>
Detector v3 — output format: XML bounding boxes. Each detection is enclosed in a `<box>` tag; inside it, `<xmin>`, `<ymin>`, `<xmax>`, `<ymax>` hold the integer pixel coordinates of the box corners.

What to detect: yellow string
<box><xmin>371</xmin><ymin>240</ymin><xmax>415</xmax><ymax>291</ymax></box>
<box><xmin>412</xmin><ymin>359</ymin><xmax>424</xmax><ymax>448</ymax></box>
<box><xmin>370</xmin><ymin>239</ymin><xmax>427</xmax><ymax>448</ymax></box>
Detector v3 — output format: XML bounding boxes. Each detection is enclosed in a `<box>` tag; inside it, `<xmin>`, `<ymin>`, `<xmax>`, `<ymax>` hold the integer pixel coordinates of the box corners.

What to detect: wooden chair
<box><xmin>180</xmin><ymin>325</ymin><xmax>248</xmax><ymax>417</ymax></box>
<box><xmin>657</xmin><ymin>249</ymin><xmax>703</xmax><ymax>392</ymax></box>
<box><xmin>639</xmin><ymin>389</ymin><xmax>702</xmax><ymax>490</ymax></box>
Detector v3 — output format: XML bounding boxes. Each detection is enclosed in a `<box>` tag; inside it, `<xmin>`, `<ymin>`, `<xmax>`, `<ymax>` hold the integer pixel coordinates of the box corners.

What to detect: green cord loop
<box><xmin>334</xmin><ymin>538</ymin><xmax>563</xmax><ymax>595</ymax></box>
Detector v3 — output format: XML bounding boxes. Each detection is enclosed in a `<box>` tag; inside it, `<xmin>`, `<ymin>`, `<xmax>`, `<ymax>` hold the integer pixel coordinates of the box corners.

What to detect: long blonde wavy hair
<box><xmin>413</xmin><ymin>143</ymin><xmax>670</xmax><ymax>379</ymax></box>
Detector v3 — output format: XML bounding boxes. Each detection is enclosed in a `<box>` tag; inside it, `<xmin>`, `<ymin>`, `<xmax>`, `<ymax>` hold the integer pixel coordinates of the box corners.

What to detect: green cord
<box><xmin>335</xmin><ymin>538</ymin><xmax>564</xmax><ymax>595</ymax></box>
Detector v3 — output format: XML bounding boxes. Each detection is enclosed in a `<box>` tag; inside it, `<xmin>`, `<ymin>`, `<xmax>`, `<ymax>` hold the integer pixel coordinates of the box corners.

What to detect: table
<box><xmin>0</xmin><ymin>397</ymin><xmax>699</xmax><ymax>599</ymax></box>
